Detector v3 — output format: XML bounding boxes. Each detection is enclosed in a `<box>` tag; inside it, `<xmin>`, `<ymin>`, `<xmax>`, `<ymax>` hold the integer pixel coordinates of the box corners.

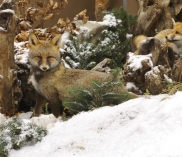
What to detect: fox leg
<box><xmin>50</xmin><ymin>100</ymin><xmax>64</xmax><ymax>118</ymax></box>
<box><xmin>49</xmin><ymin>101</ymin><xmax>64</xmax><ymax>118</ymax></box>
<box><xmin>48</xmin><ymin>94</ymin><xmax>64</xmax><ymax>118</ymax></box>
<box><xmin>32</xmin><ymin>93</ymin><xmax>48</xmax><ymax>117</ymax></box>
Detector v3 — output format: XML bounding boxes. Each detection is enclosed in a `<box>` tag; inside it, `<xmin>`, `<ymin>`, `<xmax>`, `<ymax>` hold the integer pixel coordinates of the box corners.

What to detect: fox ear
<box><xmin>28</xmin><ymin>33</ymin><xmax>39</xmax><ymax>47</ymax></box>
<box><xmin>50</xmin><ymin>34</ymin><xmax>62</xmax><ymax>47</ymax></box>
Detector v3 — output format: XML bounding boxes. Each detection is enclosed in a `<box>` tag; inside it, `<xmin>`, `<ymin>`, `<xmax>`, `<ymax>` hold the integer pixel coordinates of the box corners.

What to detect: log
<box><xmin>0</xmin><ymin>1</ymin><xmax>22</xmax><ymax>116</ymax></box>
<box><xmin>91</xmin><ymin>58</ymin><xmax>111</xmax><ymax>72</ymax></box>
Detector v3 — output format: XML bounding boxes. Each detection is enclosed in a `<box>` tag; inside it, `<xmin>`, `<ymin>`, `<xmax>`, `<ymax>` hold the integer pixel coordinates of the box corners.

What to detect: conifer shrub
<box><xmin>0</xmin><ymin>117</ymin><xmax>47</xmax><ymax>157</ymax></box>
<box><xmin>64</xmin><ymin>7</ymin><xmax>137</xmax><ymax>69</ymax></box>
<box><xmin>63</xmin><ymin>69</ymin><xmax>133</xmax><ymax>115</ymax></box>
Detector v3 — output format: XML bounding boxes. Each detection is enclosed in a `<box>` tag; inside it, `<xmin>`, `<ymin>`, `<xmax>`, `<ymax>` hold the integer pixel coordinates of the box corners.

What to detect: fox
<box><xmin>28</xmin><ymin>33</ymin><xmax>129</xmax><ymax>118</ymax></box>
<box><xmin>134</xmin><ymin>21</ymin><xmax>182</xmax><ymax>55</ymax></box>
<box><xmin>165</xmin><ymin>22</ymin><xmax>182</xmax><ymax>54</ymax></box>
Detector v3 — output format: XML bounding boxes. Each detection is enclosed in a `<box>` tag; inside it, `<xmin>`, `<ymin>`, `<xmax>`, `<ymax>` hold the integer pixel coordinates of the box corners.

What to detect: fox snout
<box><xmin>40</xmin><ymin>65</ymin><xmax>49</xmax><ymax>71</ymax></box>
<box><xmin>166</xmin><ymin>34</ymin><xmax>174</xmax><ymax>41</ymax></box>
<box><xmin>166</xmin><ymin>35</ymin><xmax>170</xmax><ymax>41</ymax></box>
<box><xmin>38</xmin><ymin>57</ymin><xmax>49</xmax><ymax>71</ymax></box>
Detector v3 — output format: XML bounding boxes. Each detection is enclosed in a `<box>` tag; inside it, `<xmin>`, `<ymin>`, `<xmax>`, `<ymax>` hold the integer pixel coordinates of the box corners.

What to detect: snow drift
<box><xmin>8</xmin><ymin>92</ymin><xmax>182</xmax><ymax>157</ymax></box>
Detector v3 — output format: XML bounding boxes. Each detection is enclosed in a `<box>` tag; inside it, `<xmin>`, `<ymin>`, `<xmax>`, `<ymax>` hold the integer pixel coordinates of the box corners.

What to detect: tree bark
<box><xmin>135</xmin><ymin>0</ymin><xmax>182</xmax><ymax>36</ymax></box>
<box><xmin>0</xmin><ymin>1</ymin><xmax>22</xmax><ymax>116</ymax></box>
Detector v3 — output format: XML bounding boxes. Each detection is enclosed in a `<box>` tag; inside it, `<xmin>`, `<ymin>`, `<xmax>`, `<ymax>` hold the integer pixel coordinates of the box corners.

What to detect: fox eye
<box><xmin>176</xmin><ymin>31</ymin><xmax>181</xmax><ymax>34</ymax></box>
<box><xmin>34</xmin><ymin>56</ymin><xmax>41</xmax><ymax>58</ymax></box>
<box><xmin>47</xmin><ymin>56</ymin><xmax>54</xmax><ymax>59</ymax></box>
<box><xmin>47</xmin><ymin>56</ymin><xmax>55</xmax><ymax>62</ymax></box>
<box><xmin>33</xmin><ymin>56</ymin><xmax>42</xmax><ymax>61</ymax></box>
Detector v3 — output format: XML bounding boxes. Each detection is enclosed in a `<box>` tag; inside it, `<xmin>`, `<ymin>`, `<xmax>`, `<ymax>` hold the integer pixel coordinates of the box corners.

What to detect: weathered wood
<box><xmin>95</xmin><ymin>0</ymin><xmax>111</xmax><ymax>21</ymax></box>
<box><xmin>91</xmin><ymin>58</ymin><xmax>111</xmax><ymax>72</ymax></box>
<box><xmin>0</xmin><ymin>1</ymin><xmax>21</xmax><ymax>116</ymax></box>
<box><xmin>135</xmin><ymin>0</ymin><xmax>182</xmax><ymax>36</ymax></box>
<box><xmin>135</xmin><ymin>3</ymin><xmax>162</xmax><ymax>36</ymax></box>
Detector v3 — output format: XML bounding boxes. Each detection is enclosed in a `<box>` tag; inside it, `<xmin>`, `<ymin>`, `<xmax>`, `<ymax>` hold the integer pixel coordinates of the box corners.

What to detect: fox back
<box><xmin>28</xmin><ymin>33</ymin><xmax>121</xmax><ymax>117</ymax></box>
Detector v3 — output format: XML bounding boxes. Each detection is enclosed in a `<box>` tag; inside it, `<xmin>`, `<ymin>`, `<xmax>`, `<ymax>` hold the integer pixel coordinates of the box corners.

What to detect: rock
<box><xmin>145</xmin><ymin>65</ymin><xmax>170</xmax><ymax>95</ymax></box>
<box><xmin>123</xmin><ymin>35</ymin><xmax>175</xmax><ymax>95</ymax></box>
<box><xmin>172</xmin><ymin>59</ymin><xmax>182</xmax><ymax>82</ymax></box>
<box><xmin>123</xmin><ymin>52</ymin><xmax>153</xmax><ymax>93</ymax></box>
<box><xmin>74</xmin><ymin>20</ymin><xmax>108</xmax><ymax>44</ymax></box>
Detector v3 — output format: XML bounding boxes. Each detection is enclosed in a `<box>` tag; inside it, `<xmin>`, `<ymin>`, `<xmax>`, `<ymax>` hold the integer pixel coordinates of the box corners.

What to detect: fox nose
<box><xmin>40</xmin><ymin>66</ymin><xmax>49</xmax><ymax>71</ymax></box>
<box><xmin>42</xmin><ymin>67</ymin><xmax>48</xmax><ymax>71</ymax></box>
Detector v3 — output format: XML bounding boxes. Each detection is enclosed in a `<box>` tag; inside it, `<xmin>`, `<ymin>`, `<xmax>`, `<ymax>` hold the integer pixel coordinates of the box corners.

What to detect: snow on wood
<box><xmin>127</xmin><ymin>52</ymin><xmax>153</xmax><ymax>71</ymax></box>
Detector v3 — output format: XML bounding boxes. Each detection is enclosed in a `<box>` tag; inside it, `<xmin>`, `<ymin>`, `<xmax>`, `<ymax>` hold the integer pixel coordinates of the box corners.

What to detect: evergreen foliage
<box><xmin>0</xmin><ymin>117</ymin><xmax>47</xmax><ymax>157</ymax></box>
<box><xmin>64</xmin><ymin>7</ymin><xmax>137</xmax><ymax>69</ymax></box>
<box><xmin>63</xmin><ymin>69</ymin><xmax>132</xmax><ymax>115</ymax></box>
<box><xmin>64</xmin><ymin>35</ymin><xmax>95</xmax><ymax>69</ymax></box>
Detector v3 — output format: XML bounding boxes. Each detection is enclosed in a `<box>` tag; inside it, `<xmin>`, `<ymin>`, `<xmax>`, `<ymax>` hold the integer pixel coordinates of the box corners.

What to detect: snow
<box><xmin>127</xmin><ymin>52</ymin><xmax>153</xmax><ymax>71</ymax></box>
<box><xmin>78</xmin><ymin>26</ymin><xmax>90</xmax><ymax>36</ymax></box>
<box><xmin>59</xmin><ymin>31</ymin><xmax>70</xmax><ymax>48</ymax></box>
<box><xmin>126</xmin><ymin>82</ymin><xmax>139</xmax><ymax>91</ymax></box>
<box><xmin>0</xmin><ymin>113</ymin><xmax>6</xmax><ymax>125</ymax></box>
<box><xmin>164</xmin><ymin>74</ymin><xmax>173</xmax><ymax>83</ymax></box>
<box><xmin>101</xmin><ymin>37</ymin><xmax>111</xmax><ymax>46</ymax></box>
<box><xmin>5</xmin><ymin>91</ymin><xmax>182</xmax><ymax>157</ymax></box>
<box><xmin>126</xmin><ymin>33</ymin><xmax>133</xmax><ymax>39</ymax></box>
<box><xmin>3</xmin><ymin>0</ymin><xmax>13</xmax><ymax>3</ymax></box>
<box><xmin>31</xmin><ymin>114</ymin><xmax>59</xmax><ymax>128</ymax></box>
<box><xmin>145</xmin><ymin>66</ymin><xmax>161</xmax><ymax>79</ymax></box>
<box><xmin>0</xmin><ymin>9</ymin><xmax>15</xmax><ymax>15</ymax></box>
<box><xmin>14</xmin><ymin>41</ymin><xmax>29</xmax><ymax>64</ymax></box>
<box><xmin>102</xmin><ymin>14</ymin><xmax>117</xmax><ymax>27</ymax></box>
<box><xmin>74</xmin><ymin>20</ymin><xmax>107</xmax><ymax>37</ymax></box>
<box><xmin>0</xmin><ymin>27</ymin><xmax>6</xmax><ymax>31</ymax></box>
<box><xmin>17</xmin><ymin>112</ymin><xmax>33</xmax><ymax>119</ymax></box>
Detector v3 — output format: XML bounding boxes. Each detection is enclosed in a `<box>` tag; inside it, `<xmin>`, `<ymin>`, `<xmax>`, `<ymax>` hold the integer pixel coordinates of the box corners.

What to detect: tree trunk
<box><xmin>0</xmin><ymin>1</ymin><xmax>22</xmax><ymax>116</ymax></box>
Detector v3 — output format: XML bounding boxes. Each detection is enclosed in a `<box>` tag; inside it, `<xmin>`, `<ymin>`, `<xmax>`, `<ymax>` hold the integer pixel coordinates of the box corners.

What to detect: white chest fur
<box><xmin>30</xmin><ymin>75</ymin><xmax>40</xmax><ymax>93</ymax></box>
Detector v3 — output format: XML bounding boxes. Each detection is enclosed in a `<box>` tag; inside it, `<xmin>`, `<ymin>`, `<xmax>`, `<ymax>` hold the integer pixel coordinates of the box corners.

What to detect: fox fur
<box><xmin>165</xmin><ymin>22</ymin><xmax>182</xmax><ymax>54</ymax></box>
<box><xmin>28</xmin><ymin>33</ymin><xmax>126</xmax><ymax>117</ymax></box>
<box><xmin>134</xmin><ymin>21</ymin><xmax>182</xmax><ymax>55</ymax></box>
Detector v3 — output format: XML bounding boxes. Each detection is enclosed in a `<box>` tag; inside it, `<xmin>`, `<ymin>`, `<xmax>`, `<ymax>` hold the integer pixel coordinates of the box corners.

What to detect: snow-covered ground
<box><xmin>7</xmin><ymin>91</ymin><xmax>182</xmax><ymax>157</ymax></box>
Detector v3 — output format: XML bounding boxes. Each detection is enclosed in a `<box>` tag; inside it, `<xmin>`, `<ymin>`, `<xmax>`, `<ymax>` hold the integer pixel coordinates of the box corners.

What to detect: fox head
<box><xmin>166</xmin><ymin>22</ymin><xmax>182</xmax><ymax>42</ymax></box>
<box><xmin>28</xmin><ymin>33</ymin><xmax>62</xmax><ymax>72</ymax></box>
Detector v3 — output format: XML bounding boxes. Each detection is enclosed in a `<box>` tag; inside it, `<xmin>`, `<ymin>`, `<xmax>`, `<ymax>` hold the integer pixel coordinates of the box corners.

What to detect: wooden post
<box><xmin>0</xmin><ymin>1</ymin><xmax>21</xmax><ymax>116</ymax></box>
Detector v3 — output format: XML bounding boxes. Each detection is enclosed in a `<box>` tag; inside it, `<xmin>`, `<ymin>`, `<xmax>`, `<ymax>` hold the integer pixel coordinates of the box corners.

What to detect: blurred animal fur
<box><xmin>134</xmin><ymin>21</ymin><xmax>182</xmax><ymax>55</ymax></box>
